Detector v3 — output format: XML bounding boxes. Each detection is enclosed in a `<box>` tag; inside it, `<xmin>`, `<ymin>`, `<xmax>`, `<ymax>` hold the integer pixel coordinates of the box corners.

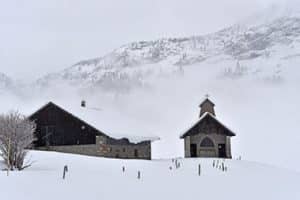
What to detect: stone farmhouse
<box><xmin>29</xmin><ymin>102</ymin><xmax>159</xmax><ymax>160</ymax></box>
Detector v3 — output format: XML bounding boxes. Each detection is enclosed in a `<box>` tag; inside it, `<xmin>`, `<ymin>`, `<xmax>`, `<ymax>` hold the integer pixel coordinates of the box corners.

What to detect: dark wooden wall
<box><xmin>30</xmin><ymin>103</ymin><xmax>103</xmax><ymax>147</ymax></box>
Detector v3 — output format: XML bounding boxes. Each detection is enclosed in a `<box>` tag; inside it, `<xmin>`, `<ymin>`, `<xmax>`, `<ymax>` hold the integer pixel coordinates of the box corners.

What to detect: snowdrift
<box><xmin>0</xmin><ymin>151</ymin><xmax>299</xmax><ymax>200</ymax></box>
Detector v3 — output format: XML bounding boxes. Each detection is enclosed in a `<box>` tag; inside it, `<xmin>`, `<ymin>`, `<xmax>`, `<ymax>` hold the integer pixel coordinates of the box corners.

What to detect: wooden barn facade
<box><xmin>180</xmin><ymin>98</ymin><xmax>235</xmax><ymax>158</ymax></box>
<box><xmin>29</xmin><ymin>102</ymin><xmax>159</xmax><ymax>160</ymax></box>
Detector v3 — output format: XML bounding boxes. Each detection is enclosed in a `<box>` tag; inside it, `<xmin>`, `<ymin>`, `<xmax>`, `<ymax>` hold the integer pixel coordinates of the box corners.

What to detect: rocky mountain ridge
<box><xmin>36</xmin><ymin>16</ymin><xmax>300</xmax><ymax>89</ymax></box>
<box><xmin>3</xmin><ymin>16</ymin><xmax>300</xmax><ymax>95</ymax></box>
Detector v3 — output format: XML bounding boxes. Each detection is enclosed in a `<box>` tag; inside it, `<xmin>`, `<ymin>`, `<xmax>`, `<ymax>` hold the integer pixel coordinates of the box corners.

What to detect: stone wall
<box><xmin>37</xmin><ymin>136</ymin><xmax>152</xmax><ymax>160</ymax></box>
<box><xmin>184</xmin><ymin>136</ymin><xmax>191</xmax><ymax>157</ymax></box>
<box><xmin>37</xmin><ymin>144</ymin><xmax>103</xmax><ymax>157</ymax></box>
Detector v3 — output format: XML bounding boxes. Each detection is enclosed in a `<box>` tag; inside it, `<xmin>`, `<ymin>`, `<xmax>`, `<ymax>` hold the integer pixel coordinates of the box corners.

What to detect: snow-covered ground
<box><xmin>0</xmin><ymin>151</ymin><xmax>299</xmax><ymax>200</ymax></box>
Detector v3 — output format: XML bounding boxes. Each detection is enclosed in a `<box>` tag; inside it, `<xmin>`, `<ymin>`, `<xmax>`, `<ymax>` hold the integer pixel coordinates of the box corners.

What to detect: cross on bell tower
<box><xmin>199</xmin><ymin>94</ymin><xmax>216</xmax><ymax>117</ymax></box>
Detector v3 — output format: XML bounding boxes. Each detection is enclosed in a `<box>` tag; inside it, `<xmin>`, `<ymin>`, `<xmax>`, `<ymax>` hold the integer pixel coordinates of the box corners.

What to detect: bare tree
<box><xmin>0</xmin><ymin>111</ymin><xmax>36</xmax><ymax>171</ymax></box>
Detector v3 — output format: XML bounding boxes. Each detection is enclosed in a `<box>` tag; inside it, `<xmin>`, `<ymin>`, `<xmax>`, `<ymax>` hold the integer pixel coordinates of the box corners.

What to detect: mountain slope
<box><xmin>34</xmin><ymin>16</ymin><xmax>300</xmax><ymax>92</ymax></box>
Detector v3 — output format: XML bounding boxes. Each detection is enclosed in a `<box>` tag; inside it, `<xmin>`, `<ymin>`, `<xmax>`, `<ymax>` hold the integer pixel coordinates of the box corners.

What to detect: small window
<box><xmin>134</xmin><ymin>149</ymin><xmax>139</xmax><ymax>157</ymax></box>
<box><xmin>123</xmin><ymin>148</ymin><xmax>126</xmax><ymax>152</ymax></box>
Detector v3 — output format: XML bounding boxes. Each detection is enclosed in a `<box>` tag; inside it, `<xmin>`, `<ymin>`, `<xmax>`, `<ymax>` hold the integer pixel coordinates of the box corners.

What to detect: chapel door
<box><xmin>190</xmin><ymin>144</ymin><xmax>197</xmax><ymax>157</ymax></box>
<box><xmin>218</xmin><ymin>144</ymin><xmax>226</xmax><ymax>158</ymax></box>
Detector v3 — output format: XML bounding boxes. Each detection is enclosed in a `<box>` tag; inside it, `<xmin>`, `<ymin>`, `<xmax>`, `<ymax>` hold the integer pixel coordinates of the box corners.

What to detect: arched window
<box><xmin>200</xmin><ymin>137</ymin><xmax>214</xmax><ymax>147</ymax></box>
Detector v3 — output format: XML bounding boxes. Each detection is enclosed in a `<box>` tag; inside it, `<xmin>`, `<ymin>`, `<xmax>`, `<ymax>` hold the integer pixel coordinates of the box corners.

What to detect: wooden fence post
<box><xmin>63</xmin><ymin>165</ymin><xmax>68</xmax><ymax>180</ymax></box>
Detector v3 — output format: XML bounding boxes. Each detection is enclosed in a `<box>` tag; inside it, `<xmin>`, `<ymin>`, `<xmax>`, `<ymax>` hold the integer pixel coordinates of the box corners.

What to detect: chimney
<box><xmin>81</xmin><ymin>100</ymin><xmax>86</xmax><ymax>108</ymax></box>
<box><xmin>199</xmin><ymin>96</ymin><xmax>215</xmax><ymax>117</ymax></box>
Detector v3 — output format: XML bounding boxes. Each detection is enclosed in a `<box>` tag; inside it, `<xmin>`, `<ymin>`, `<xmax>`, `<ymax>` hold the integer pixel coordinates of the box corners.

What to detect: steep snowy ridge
<box><xmin>34</xmin><ymin>16</ymin><xmax>300</xmax><ymax>92</ymax></box>
<box><xmin>2</xmin><ymin>16</ymin><xmax>300</xmax><ymax>94</ymax></box>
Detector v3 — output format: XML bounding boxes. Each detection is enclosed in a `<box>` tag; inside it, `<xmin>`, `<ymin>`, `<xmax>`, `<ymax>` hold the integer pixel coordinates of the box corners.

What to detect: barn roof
<box><xmin>180</xmin><ymin>112</ymin><xmax>236</xmax><ymax>138</ymax></box>
<box><xmin>28</xmin><ymin>101</ymin><xmax>160</xmax><ymax>144</ymax></box>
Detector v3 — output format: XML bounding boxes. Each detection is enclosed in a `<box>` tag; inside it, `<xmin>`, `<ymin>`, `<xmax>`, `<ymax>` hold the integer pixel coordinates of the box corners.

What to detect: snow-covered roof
<box><xmin>180</xmin><ymin>112</ymin><xmax>236</xmax><ymax>138</ymax></box>
<box><xmin>28</xmin><ymin>101</ymin><xmax>160</xmax><ymax>144</ymax></box>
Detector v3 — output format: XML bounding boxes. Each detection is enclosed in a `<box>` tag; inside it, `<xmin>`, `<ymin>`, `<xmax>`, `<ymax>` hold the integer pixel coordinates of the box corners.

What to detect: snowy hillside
<box><xmin>33</xmin><ymin>16</ymin><xmax>300</xmax><ymax>92</ymax></box>
<box><xmin>0</xmin><ymin>151</ymin><xmax>299</xmax><ymax>200</ymax></box>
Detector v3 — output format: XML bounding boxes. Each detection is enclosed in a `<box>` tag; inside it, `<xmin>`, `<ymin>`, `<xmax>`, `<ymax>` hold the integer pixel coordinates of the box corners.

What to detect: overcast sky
<box><xmin>0</xmin><ymin>0</ymin><xmax>298</xmax><ymax>81</ymax></box>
